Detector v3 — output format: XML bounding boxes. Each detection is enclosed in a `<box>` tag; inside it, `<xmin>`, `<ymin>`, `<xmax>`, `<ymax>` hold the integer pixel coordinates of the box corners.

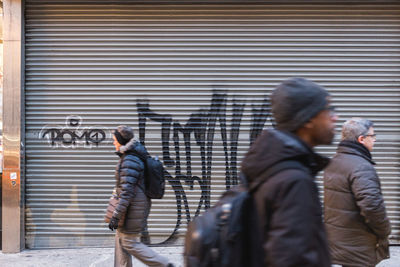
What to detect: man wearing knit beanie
<box><xmin>241</xmin><ymin>77</ymin><xmax>337</xmax><ymax>266</ymax></box>
<box><xmin>272</xmin><ymin>77</ymin><xmax>329</xmax><ymax>131</ymax></box>
<box><xmin>271</xmin><ymin>77</ymin><xmax>336</xmax><ymax>146</ymax></box>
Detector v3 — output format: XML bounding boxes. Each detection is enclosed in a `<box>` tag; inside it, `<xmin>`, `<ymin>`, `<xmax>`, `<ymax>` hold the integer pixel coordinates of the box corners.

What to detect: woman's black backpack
<box><xmin>128</xmin><ymin>152</ymin><xmax>166</xmax><ymax>199</ymax></box>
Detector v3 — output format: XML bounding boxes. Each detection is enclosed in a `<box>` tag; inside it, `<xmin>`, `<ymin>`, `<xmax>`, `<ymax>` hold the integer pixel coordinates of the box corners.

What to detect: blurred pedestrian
<box><xmin>324</xmin><ymin>118</ymin><xmax>391</xmax><ymax>267</ymax></box>
<box><xmin>109</xmin><ymin>125</ymin><xmax>174</xmax><ymax>267</ymax></box>
<box><xmin>241</xmin><ymin>77</ymin><xmax>337</xmax><ymax>266</ymax></box>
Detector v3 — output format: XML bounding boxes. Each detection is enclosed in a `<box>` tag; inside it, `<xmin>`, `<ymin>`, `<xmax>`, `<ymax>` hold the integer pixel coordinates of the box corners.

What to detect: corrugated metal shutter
<box><xmin>24</xmin><ymin>1</ymin><xmax>400</xmax><ymax>248</ymax></box>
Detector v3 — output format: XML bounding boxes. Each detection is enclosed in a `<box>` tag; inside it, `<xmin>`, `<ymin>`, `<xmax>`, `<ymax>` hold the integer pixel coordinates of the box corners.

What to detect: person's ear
<box><xmin>357</xmin><ymin>135</ymin><xmax>365</xmax><ymax>144</ymax></box>
<box><xmin>303</xmin><ymin>120</ymin><xmax>314</xmax><ymax>129</ymax></box>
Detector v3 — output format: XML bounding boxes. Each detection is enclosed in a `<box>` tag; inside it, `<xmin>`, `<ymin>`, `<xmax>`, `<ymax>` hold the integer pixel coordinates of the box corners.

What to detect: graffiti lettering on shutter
<box><xmin>137</xmin><ymin>91</ymin><xmax>274</xmax><ymax>244</ymax></box>
<box><xmin>40</xmin><ymin>115</ymin><xmax>108</xmax><ymax>148</ymax></box>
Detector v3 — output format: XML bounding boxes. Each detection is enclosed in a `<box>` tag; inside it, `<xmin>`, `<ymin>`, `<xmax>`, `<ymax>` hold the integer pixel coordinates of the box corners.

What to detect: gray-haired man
<box><xmin>324</xmin><ymin>118</ymin><xmax>391</xmax><ymax>267</ymax></box>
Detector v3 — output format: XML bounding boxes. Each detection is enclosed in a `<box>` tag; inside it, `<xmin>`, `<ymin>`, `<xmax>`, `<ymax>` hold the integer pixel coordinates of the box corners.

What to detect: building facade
<box><xmin>2</xmin><ymin>0</ymin><xmax>400</xmax><ymax>252</ymax></box>
<box><xmin>0</xmin><ymin>0</ymin><xmax>3</xmax><ymax>251</ymax></box>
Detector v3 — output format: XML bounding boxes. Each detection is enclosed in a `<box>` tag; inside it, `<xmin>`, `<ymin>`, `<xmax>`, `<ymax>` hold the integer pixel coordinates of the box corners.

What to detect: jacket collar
<box><xmin>119</xmin><ymin>138</ymin><xmax>136</xmax><ymax>153</ymax></box>
<box><xmin>281</xmin><ymin>130</ymin><xmax>330</xmax><ymax>176</ymax></box>
<box><xmin>114</xmin><ymin>138</ymin><xmax>136</xmax><ymax>158</ymax></box>
<box><xmin>337</xmin><ymin>140</ymin><xmax>375</xmax><ymax>165</ymax></box>
<box><xmin>115</xmin><ymin>139</ymin><xmax>149</xmax><ymax>159</ymax></box>
<box><xmin>242</xmin><ymin>129</ymin><xmax>330</xmax><ymax>183</ymax></box>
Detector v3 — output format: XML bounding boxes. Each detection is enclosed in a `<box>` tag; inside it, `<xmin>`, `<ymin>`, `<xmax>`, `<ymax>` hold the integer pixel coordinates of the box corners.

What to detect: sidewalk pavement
<box><xmin>0</xmin><ymin>245</ymin><xmax>400</xmax><ymax>267</ymax></box>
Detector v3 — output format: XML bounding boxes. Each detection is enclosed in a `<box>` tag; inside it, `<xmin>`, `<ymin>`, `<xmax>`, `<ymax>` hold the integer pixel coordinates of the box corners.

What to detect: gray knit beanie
<box><xmin>271</xmin><ymin>77</ymin><xmax>329</xmax><ymax>132</ymax></box>
<box><xmin>113</xmin><ymin>125</ymin><xmax>134</xmax><ymax>145</ymax></box>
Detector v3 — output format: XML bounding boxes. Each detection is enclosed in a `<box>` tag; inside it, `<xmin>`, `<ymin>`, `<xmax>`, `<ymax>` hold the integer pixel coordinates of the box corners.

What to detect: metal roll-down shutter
<box><xmin>24</xmin><ymin>1</ymin><xmax>400</xmax><ymax>248</ymax></box>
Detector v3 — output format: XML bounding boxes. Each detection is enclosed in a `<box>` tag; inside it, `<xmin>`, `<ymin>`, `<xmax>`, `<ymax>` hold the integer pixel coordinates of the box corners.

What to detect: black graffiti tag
<box><xmin>137</xmin><ymin>91</ymin><xmax>274</xmax><ymax>244</ymax></box>
<box><xmin>42</xmin><ymin>129</ymin><xmax>106</xmax><ymax>146</ymax></box>
<box><xmin>40</xmin><ymin>116</ymin><xmax>107</xmax><ymax>148</ymax></box>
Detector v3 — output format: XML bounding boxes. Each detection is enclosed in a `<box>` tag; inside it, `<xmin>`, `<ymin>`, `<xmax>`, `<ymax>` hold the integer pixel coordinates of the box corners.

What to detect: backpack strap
<box><xmin>247</xmin><ymin>160</ymin><xmax>309</xmax><ymax>194</ymax></box>
<box><xmin>125</xmin><ymin>151</ymin><xmax>147</xmax><ymax>163</ymax></box>
<box><xmin>122</xmin><ymin>151</ymin><xmax>147</xmax><ymax>191</ymax></box>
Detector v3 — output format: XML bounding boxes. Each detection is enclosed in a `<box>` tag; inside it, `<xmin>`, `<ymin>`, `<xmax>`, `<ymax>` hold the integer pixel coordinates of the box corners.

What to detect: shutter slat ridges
<box><xmin>25</xmin><ymin>1</ymin><xmax>400</xmax><ymax>248</ymax></box>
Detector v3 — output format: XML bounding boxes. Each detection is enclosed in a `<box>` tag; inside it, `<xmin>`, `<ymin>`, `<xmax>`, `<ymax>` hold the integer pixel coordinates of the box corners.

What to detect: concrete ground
<box><xmin>0</xmin><ymin>245</ymin><xmax>399</xmax><ymax>267</ymax></box>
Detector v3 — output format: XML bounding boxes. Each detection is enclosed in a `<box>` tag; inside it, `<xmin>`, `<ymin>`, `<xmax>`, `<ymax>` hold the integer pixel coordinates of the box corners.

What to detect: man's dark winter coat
<box><xmin>324</xmin><ymin>141</ymin><xmax>391</xmax><ymax>267</ymax></box>
<box><xmin>241</xmin><ymin>129</ymin><xmax>331</xmax><ymax>267</ymax></box>
<box><xmin>114</xmin><ymin>139</ymin><xmax>150</xmax><ymax>234</ymax></box>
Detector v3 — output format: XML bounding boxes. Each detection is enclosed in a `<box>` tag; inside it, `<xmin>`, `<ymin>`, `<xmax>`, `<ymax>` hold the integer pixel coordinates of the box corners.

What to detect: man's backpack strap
<box><xmin>247</xmin><ymin>160</ymin><xmax>308</xmax><ymax>194</ymax></box>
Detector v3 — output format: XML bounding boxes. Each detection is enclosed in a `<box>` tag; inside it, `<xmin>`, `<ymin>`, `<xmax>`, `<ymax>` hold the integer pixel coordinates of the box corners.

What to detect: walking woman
<box><xmin>108</xmin><ymin>125</ymin><xmax>174</xmax><ymax>267</ymax></box>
